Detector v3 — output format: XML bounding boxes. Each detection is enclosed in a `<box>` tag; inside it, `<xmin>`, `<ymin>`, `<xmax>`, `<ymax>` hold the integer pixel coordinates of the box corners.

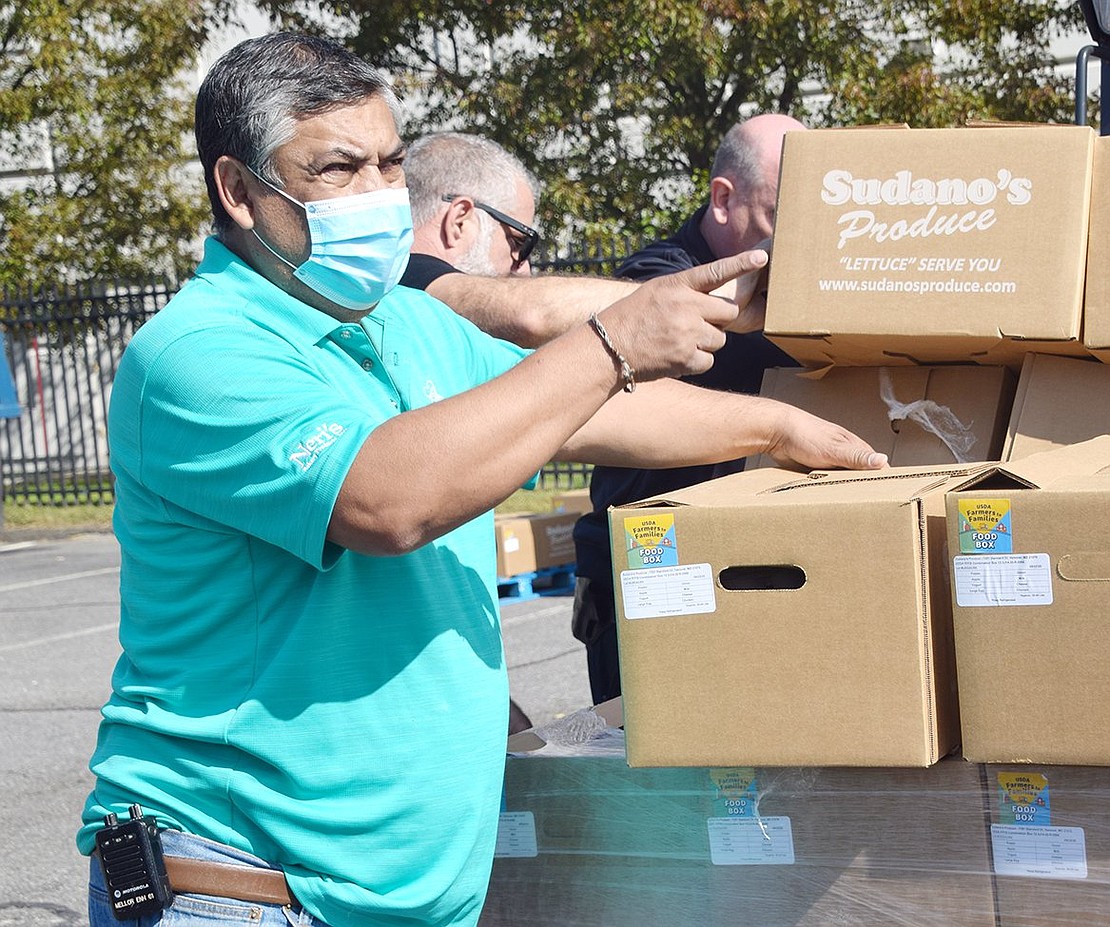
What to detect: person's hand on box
<box><xmin>761</xmin><ymin>399</ymin><xmax>889</xmax><ymax>472</ymax></box>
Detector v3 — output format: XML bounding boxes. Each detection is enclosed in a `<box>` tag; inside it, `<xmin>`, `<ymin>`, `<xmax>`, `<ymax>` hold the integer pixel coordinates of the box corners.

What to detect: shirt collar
<box><xmin>679</xmin><ymin>205</ymin><xmax>717</xmax><ymax>266</ymax></box>
<box><xmin>194</xmin><ymin>237</ymin><xmax>349</xmax><ymax>347</ymax></box>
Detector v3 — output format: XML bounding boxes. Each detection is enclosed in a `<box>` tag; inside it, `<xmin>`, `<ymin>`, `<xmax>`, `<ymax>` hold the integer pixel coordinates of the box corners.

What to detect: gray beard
<box><xmin>454</xmin><ymin>213</ymin><xmax>499</xmax><ymax>277</ymax></box>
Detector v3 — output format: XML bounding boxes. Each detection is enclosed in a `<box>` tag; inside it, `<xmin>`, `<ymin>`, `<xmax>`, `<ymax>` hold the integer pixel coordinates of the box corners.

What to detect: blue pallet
<box><xmin>498</xmin><ymin>564</ymin><xmax>576</xmax><ymax>601</ymax></box>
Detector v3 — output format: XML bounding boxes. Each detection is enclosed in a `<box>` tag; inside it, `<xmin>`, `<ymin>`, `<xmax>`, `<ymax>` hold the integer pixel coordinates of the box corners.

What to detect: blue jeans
<box><xmin>88</xmin><ymin>830</ymin><xmax>329</xmax><ymax>927</ymax></box>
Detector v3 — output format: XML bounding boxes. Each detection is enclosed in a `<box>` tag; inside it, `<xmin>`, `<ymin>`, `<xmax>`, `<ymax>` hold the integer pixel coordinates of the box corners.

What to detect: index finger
<box><xmin>664</xmin><ymin>249</ymin><xmax>770</xmax><ymax>295</ymax></box>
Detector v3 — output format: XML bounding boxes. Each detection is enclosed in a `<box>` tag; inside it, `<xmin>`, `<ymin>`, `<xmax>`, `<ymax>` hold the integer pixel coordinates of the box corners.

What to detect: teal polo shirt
<box><xmin>79</xmin><ymin>239</ymin><xmax>529</xmax><ymax>927</ymax></box>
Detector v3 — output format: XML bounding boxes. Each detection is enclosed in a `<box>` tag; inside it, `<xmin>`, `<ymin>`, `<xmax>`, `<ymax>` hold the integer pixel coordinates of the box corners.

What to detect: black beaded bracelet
<box><xmin>588</xmin><ymin>313</ymin><xmax>636</xmax><ymax>393</ymax></box>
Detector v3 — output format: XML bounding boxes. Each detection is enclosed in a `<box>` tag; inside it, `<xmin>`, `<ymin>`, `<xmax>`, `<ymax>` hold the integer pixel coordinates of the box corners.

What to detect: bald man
<box><xmin>572</xmin><ymin>113</ymin><xmax>808</xmax><ymax>706</ymax></box>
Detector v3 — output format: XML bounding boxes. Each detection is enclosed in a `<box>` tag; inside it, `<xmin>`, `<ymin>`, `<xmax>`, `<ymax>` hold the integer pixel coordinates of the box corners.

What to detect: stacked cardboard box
<box><xmin>986</xmin><ymin>765</ymin><xmax>1110</xmax><ymax>926</ymax></box>
<box><xmin>726</xmin><ymin>123</ymin><xmax>1110</xmax><ymax>776</ymax></box>
<box><xmin>764</xmin><ymin>125</ymin><xmax>1094</xmax><ymax>368</ymax></box>
<box><xmin>506</xmin><ymin>125</ymin><xmax>1110</xmax><ymax>924</ymax></box>
<box><xmin>750</xmin><ymin>124</ymin><xmax>1108</xmax><ymax>479</ymax></box>
<box><xmin>1083</xmin><ymin>130</ymin><xmax>1110</xmax><ymax>362</ymax></box>
<box><xmin>750</xmin><ymin>364</ymin><xmax>1016</xmax><ymax>469</ymax></box>
<box><xmin>607</xmin><ymin>440</ymin><xmax>1110</xmax><ymax>769</ymax></box>
<box><xmin>550</xmin><ymin>487</ymin><xmax>593</xmax><ymax>515</ymax></box>
<box><xmin>608</xmin><ymin>461</ymin><xmax>970</xmax><ymax>768</ymax></box>
<box><xmin>946</xmin><ymin>437</ymin><xmax>1110</xmax><ymax>765</ymax></box>
<box><xmin>1003</xmin><ymin>353</ymin><xmax>1110</xmax><ymax>460</ymax></box>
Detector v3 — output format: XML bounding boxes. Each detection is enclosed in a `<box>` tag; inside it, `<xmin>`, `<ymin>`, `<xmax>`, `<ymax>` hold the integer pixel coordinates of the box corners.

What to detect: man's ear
<box><xmin>214</xmin><ymin>156</ymin><xmax>257</xmax><ymax>231</ymax></box>
<box><xmin>708</xmin><ymin>175</ymin><xmax>734</xmax><ymax>226</ymax></box>
<box><xmin>442</xmin><ymin>197</ymin><xmax>477</xmax><ymax>252</ymax></box>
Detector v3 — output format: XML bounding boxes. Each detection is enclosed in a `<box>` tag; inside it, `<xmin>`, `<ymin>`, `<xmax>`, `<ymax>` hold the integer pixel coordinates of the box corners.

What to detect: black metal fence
<box><xmin>1</xmin><ymin>242</ymin><xmax>639</xmax><ymax>507</ymax></box>
<box><xmin>533</xmin><ymin>236</ymin><xmax>640</xmax><ymax>277</ymax></box>
<box><xmin>1</xmin><ymin>280</ymin><xmax>175</xmax><ymax>507</ymax></box>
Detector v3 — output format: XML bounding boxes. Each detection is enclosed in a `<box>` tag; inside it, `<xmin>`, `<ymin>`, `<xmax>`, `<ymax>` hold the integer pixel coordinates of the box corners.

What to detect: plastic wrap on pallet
<box><xmin>482</xmin><ymin>702</ymin><xmax>1110</xmax><ymax>927</ymax></box>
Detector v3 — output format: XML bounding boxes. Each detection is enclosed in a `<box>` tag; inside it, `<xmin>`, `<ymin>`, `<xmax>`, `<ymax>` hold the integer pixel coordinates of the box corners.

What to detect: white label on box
<box><xmin>953</xmin><ymin>553</ymin><xmax>1053</xmax><ymax>607</ymax></box>
<box><xmin>708</xmin><ymin>816</ymin><xmax>794</xmax><ymax>865</ymax></box>
<box><xmin>494</xmin><ymin>811</ymin><xmax>538</xmax><ymax>858</ymax></box>
<box><xmin>620</xmin><ymin>563</ymin><xmax>716</xmax><ymax>619</ymax></box>
<box><xmin>991</xmin><ymin>823</ymin><xmax>1087</xmax><ymax>879</ymax></box>
<box><xmin>503</xmin><ymin>536</ymin><xmax>521</xmax><ymax>553</ymax></box>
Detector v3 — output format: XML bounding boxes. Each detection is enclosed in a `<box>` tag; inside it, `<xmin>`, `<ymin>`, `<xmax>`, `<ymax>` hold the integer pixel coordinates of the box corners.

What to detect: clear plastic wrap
<box><xmin>483</xmin><ymin>705</ymin><xmax>1110</xmax><ymax>926</ymax></box>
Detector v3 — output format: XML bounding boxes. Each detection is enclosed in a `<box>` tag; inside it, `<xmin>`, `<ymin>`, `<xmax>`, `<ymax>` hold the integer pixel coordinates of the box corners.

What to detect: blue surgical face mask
<box><xmin>249</xmin><ymin>168</ymin><xmax>413</xmax><ymax>312</ymax></box>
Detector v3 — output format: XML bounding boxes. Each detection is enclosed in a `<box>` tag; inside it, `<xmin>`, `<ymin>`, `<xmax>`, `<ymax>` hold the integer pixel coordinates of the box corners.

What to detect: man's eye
<box><xmin>322</xmin><ymin>162</ymin><xmax>355</xmax><ymax>175</ymax></box>
<box><xmin>381</xmin><ymin>157</ymin><xmax>405</xmax><ymax>176</ymax></box>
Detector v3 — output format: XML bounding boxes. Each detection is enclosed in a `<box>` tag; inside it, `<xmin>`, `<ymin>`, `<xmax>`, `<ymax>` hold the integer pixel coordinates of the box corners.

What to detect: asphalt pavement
<box><xmin>0</xmin><ymin>530</ymin><xmax>589</xmax><ymax>926</ymax></box>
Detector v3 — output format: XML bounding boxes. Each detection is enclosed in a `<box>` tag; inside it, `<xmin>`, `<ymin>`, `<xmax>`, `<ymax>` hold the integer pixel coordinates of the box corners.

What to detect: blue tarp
<box><xmin>0</xmin><ymin>332</ymin><xmax>20</xmax><ymax>418</ymax></box>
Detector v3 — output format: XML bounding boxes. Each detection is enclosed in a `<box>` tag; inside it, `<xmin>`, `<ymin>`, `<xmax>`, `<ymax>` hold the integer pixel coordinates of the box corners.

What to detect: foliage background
<box><xmin>260</xmin><ymin>0</ymin><xmax>1087</xmax><ymax>244</ymax></box>
<box><xmin>0</xmin><ymin>1</ymin><xmax>1093</xmax><ymax>286</ymax></box>
<box><xmin>2</xmin><ymin>3</ymin><xmax>221</xmax><ymax>287</ymax></box>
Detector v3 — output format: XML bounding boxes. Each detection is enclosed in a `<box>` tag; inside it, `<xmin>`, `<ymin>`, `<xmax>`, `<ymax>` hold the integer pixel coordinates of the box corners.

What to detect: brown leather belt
<box><xmin>164</xmin><ymin>856</ymin><xmax>296</xmax><ymax>907</ymax></box>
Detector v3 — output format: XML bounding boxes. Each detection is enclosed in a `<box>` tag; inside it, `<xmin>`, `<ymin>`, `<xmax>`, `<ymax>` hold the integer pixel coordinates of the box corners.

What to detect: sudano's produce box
<box><xmin>765</xmin><ymin>125</ymin><xmax>1094</xmax><ymax>368</ymax></box>
<box><xmin>494</xmin><ymin>511</ymin><xmax>578</xmax><ymax>578</ymax></box>
<box><xmin>1083</xmin><ymin>135</ymin><xmax>1110</xmax><ymax>361</ymax></box>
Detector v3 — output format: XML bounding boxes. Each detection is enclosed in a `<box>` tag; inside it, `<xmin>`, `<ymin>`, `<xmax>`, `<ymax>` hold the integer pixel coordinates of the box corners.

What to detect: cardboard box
<box><xmin>985</xmin><ymin>765</ymin><xmax>1110</xmax><ymax>927</ymax></box>
<box><xmin>483</xmin><ymin>702</ymin><xmax>996</xmax><ymax>927</ymax></box>
<box><xmin>550</xmin><ymin>487</ymin><xmax>593</xmax><ymax>515</ymax></box>
<box><xmin>766</xmin><ymin>125</ymin><xmax>1094</xmax><ymax>367</ymax></box>
<box><xmin>607</xmin><ymin>460</ymin><xmax>1020</xmax><ymax>768</ymax></box>
<box><xmin>751</xmin><ymin>365</ymin><xmax>1016</xmax><ymax>469</ymax></box>
<box><xmin>1003</xmin><ymin>353</ymin><xmax>1110</xmax><ymax>461</ymax></box>
<box><xmin>946</xmin><ymin>436</ymin><xmax>1110</xmax><ymax>764</ymax></box>
<box><xmin>495</xmin><ymin>511</ymin><xmax>578</xmax><ymax>578</ymax></box>
<box><xmin>1083</xmin><ymin>136</ymin><xmax>1110</xmax><ymax>361</ymax></box>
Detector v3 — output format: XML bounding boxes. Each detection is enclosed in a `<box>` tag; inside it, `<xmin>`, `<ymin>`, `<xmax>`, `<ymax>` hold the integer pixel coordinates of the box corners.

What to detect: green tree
<box><xmin>258</xmin><ymin>0</ymin><xmax>1085</xmax><ymax>245</ymax></box>
<box><xmin>0</xmin><ymin>0</ymin><xmax>237</xmax><ymax>288</ymax></box>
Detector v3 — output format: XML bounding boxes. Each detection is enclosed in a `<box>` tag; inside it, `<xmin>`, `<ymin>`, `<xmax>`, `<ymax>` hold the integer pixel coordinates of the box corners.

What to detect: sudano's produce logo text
<box><xmin>820</xmin><ymin>168</ymin><xmax>1033</xmax><ymax>250</ymax></box>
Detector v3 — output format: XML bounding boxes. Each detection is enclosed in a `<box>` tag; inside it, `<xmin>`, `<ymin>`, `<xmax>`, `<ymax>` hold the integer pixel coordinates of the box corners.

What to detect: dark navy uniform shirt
<box><xmin>572</xmin><ymin>206</ymin><xmax>798</xmax><ymax>588</ymax></box>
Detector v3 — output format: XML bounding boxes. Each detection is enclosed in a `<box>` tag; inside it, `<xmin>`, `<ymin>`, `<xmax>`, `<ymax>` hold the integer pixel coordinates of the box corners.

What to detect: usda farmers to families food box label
<box><xmin>991</xmin><ymin>772</ymin><xmax>1087</xmax><ymax>879</ymax></box>
<box><xmin>619</xmin><ymin>513</ymin><xmax>716</xmax><ymax>620</ymax></box>
<box><xmin>952</xmin><ymin>498</ymin><xmax>1053</xmax><ymax>607</ymax></box>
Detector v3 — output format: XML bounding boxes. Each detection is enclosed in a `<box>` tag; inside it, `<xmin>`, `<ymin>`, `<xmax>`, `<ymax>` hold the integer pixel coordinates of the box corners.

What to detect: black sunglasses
<box><xmin>442</xmin><ymin>193</ymin><xmax>540</xmax><ymax>265</ymax></box>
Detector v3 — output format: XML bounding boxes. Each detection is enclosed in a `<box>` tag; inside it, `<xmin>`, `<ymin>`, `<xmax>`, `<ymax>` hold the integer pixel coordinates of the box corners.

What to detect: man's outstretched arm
<box><xmin>424</xmin><ymin>271</ymin><xmax>640</xmax><ymax>347</ymax></box>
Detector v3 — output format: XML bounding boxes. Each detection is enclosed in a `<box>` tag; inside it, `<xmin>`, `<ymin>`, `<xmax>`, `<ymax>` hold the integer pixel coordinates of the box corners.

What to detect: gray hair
<box><xmin>404</xmin><ymin>132</ymin><xmax>541</xmax><ymax>229</ymax></box>
<box><xmin>195</xmin><ymin>32</ymin><xmax>400</xmax><ymax>235</ymax></box>
<box><xmin>710</xmin><ymin>123</ymin><xmax>763</xmax><ymax>195</ymax></box>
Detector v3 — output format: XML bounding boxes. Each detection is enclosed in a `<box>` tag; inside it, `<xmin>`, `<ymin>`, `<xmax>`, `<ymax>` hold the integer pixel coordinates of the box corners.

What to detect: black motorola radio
<box><xmin>94</xmin><ymin>804</ymin><xmax>174</xmax><ymax>920</ymax></box>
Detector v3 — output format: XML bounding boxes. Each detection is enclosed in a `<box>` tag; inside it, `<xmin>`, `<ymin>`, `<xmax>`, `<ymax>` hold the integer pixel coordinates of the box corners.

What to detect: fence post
<box><xmin>0</xmin><ymin>330</ymin><xmax>22</xmax><ymax>527</ymax></box>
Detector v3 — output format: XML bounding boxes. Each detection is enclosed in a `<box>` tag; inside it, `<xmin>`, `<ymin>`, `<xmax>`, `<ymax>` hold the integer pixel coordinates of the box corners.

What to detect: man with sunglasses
<box><xmin>440</xmin><ymin>193</ymin><xmax>540</xmax><ymax>271</ymax></box>
<box><xmin>402</xmin><ymin>132</ymin><xmax>644</xmax><ymax>347</ymax></box>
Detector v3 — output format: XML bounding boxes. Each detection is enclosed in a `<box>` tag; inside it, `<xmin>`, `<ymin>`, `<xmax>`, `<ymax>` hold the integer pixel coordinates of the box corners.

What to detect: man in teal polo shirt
<box><xmin>79</xmin><ymin>31</ymin><xmax>886</xmax><ymax>927</ymax></box>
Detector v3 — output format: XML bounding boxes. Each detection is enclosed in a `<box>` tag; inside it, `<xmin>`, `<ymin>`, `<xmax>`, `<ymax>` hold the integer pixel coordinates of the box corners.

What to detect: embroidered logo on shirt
<box><xmin>423</xmin><ymin>379</ymin><xmax>443</xmax><ymax>403</ymax></box>
<box><xmin>290</xmin><ymin>422</ymin><xmax>346</xmax><ymax>473</ymax></box>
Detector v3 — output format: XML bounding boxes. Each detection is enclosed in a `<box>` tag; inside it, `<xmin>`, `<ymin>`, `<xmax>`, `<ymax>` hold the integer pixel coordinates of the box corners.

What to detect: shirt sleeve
<box><xmin>111</xmin><ymin>323</ymin><xmax>381</xmax><ymax>565</ymax></box>
<box><xmin>397</xmin><ymin>254</ymin><xmax>462</xmax><ymax>291</ymax></box>
<box><xmin>614</xmin><ymin>244</ymin><xmax>697</xmax><ymax>281</ymax></box>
